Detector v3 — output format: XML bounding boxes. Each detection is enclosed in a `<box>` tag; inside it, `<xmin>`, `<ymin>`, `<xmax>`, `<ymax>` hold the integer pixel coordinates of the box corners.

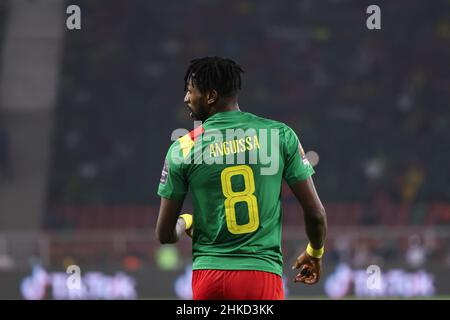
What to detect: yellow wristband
<box><xmin>179</xmin><ymin>214</ymin><xmax>193</xmax><ymax>230</ymax></box>
<box><xmin>306</xmin><ymin>243</ymin><xmax>324</xmax><ymax>259</ymax></box>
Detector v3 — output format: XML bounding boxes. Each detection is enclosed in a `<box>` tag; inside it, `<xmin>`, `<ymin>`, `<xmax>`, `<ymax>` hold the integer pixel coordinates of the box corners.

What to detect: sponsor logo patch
<box><xmin>160</xmin><ymin>159</ymin><xmax>169</xmax><ymax>184</ymax></box>
<box><xmin>299</xmin><ymin>142</ymin><xmax>310</xmax><ymax>166</ymax></box>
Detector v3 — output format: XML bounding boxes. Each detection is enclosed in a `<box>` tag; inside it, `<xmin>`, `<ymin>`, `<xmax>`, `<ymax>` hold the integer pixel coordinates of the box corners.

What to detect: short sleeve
<box><xmin>157</xmin><ymin>142</ymin><xmax>188</xmax><ymax>201</ymax></box>
<box><xmin>282</xmin><ymin>126</ymin><xmax>315</xmax><ymax>185</ymax></box>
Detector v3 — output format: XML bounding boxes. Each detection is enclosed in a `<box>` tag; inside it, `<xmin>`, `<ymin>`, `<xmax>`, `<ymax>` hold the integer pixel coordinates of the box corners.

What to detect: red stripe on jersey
<box><xmin>189</xmin><ymin>125</ymin><xmax>204</xmax><ymax>142</ymax></box>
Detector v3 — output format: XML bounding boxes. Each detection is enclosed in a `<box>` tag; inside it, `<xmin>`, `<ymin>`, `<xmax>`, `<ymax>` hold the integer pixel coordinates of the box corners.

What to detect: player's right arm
<box><xmin>156</xmin><ymin>142</ymin><xmax>191</xmax><ymax>244</ymax></box>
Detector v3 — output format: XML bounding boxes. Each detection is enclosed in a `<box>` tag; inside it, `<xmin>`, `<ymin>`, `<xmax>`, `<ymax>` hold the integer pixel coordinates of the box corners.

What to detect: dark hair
<box><xmin>184</xmin><ymin>56</ymin><xmax>244</xmax><ymax>97</ymax></box>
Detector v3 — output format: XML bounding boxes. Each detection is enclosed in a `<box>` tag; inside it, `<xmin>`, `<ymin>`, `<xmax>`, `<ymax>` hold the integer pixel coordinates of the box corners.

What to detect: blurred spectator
<box><xmin>352</xmin><ymin>242</ymin><xmax>384</xmax><ymax>268</ymax></box>
<box><xmin>333</xmin><ymin>235</ymin><xmax>352</xmax><ymax>264</ymax></box>
<box><xmin>0</xmin><ymin>125</ymin><xmax>12</xmax><ymax>183</ymax></box>
<box><xmin>0</xmin><ymin>237</ymin><xmax>15</xmax><ymax>271</ymax></box>
<box><xmin>405</xmin><ymin>234</ymin><xmax>426</xmax><ymax>268</ymax></box>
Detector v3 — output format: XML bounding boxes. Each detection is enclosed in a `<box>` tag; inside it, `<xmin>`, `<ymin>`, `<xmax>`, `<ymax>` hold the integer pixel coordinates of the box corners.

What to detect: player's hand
<box><xmin>292</xmin><ymin>251</ymin><xmax>322</xmax><ymax>285</ymax></box>
<box><xmin>186</xmin><ymin>226</ymin><xmax>193</xmax><ymax>238</ymax></box>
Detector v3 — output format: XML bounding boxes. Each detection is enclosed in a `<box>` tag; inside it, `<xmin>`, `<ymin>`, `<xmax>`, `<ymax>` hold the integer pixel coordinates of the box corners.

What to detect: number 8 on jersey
<box><xmin>220</xmin><ymin>165</ymin><xmax>259</xmax><ymax>235</ymax></box>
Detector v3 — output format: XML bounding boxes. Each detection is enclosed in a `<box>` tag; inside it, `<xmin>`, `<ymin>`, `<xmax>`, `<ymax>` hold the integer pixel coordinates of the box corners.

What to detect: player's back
<box><xmin>158</xmin><ymin>110</ymin><xmax>314</xmax><ymax>276</ymax></box>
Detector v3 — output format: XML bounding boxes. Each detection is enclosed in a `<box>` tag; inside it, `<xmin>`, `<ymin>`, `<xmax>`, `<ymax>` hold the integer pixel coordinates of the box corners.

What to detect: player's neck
<box><xmin>208</xmin><ymin>100</ymin><xmax>240</xmax><ymax>118</ymax></box>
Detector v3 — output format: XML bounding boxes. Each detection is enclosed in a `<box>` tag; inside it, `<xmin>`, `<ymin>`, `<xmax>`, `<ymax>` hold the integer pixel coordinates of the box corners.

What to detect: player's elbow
<box><xmin>156</xmin><ymin>234</ymin><xmax>173</xmax><ymax>244</ymax></box>
<box><xmin>158</xmin><ymin>238</ymin><xmax>173</xmax><ymax>244</ymax></box>
<box><xmin>155</xmin><ymin>228</ymin><xmax>172</xmax><ymax>244</ymax></box>
<box><xmin>305</xmin><ymin>205</ymin><xmax>327</xmax><ymax>226</ymax></box>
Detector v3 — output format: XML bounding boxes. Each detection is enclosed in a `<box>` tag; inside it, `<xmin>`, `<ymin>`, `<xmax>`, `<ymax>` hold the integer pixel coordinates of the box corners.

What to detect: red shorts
<box><xmin>192</xmin><ymin>269</ymin><xmax>284</xmax><ymax>300</ymax></box>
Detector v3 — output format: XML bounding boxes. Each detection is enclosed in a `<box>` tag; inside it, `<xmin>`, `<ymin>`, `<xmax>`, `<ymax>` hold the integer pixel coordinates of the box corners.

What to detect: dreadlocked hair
<box><xmin>184</xmin><ymin>56</ymin><xmax>244</xmax><ymax>97</ymax></box>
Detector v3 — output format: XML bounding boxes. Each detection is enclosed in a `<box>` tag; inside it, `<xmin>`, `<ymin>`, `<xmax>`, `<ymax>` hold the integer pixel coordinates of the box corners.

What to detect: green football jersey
<box><xmin>157</xmin><ymin>110</ymin><xmax>314</xmax><ymax>276</ymax></box>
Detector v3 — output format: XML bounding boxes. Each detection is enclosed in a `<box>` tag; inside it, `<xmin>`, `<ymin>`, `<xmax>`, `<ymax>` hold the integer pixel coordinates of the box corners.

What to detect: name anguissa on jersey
<box><xmin>165</xmin><ymin>125</ymin><xmax>281</xmax><ymax>171</ymax></box>
<box><xmin>175</xmin><ymin>126</ymin><xmax>267</xmax><ymax>158</ymax></box>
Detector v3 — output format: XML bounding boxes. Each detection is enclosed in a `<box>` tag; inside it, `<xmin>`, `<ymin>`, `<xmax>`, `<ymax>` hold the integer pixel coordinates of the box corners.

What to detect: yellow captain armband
<box><xmin>306</xmin><ymin>243</ymin><xmax>324</xmax><ymax>259</ymax></box>
<box><xmin>179</xmin><ymin>214</ymin><xmax>193</xmax><ymax>230</ymax></box>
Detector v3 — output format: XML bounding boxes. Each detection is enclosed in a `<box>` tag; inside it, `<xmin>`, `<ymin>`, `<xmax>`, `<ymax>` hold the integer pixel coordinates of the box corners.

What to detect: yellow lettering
<box><xmin>215</xmin><ymin>143</ymin><xmax>223</xmax><ymax>156</ymax></box>
<box><xmin>210</xmin><ymin>144</ymin><xmax>217</xmax><ymax>157</ymax></box>
<box><xmin>238</xmin><ymin>138</ymin><xmax>246</xmax><ymax>152</ymax></box>
<box><xmin>253</xmin><ymin>135</ymin><xmax>260</xmax><ymax>149</ymax></box>
<box><xmin>246</xmin><ymin>136</ymin><xmax>253</xmax><ymax>150</ymax></box>
<box><xmin>230</xmin><ymin>140</ymin><xmax>238</xmax><ymax>154</ymax></box>
<box><xmin>223</xmin><ymin>141</ymin><xmax>230</xmax><ymax>155</ymax></box>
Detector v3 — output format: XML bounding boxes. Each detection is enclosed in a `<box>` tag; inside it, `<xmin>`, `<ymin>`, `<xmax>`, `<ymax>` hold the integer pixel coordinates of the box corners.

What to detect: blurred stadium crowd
<box><xmin>0</xmin><ymin>0</ymin><xmax>449</xmax><ymax>274</ymax></box>
<box><xmin>47</xmin><ymin>0</ymin><xmax>450</xmax><ymax>204</ymax></box>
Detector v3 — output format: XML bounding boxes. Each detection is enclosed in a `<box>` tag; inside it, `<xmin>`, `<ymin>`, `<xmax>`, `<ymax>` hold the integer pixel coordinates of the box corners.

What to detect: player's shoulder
<box><xmin>166</xmin><ymin>125</ymin><xmax>205</xmax><ymax>161</ymax></box>
<box><xmin>168</xmin><ymin>125</ymin><xmax>204</xmax><ymax>147</ymax></box>
<box><xmin>245</xmin><ymin>112</ymin><xmax>295</xmax><ymax>135</ymax></box>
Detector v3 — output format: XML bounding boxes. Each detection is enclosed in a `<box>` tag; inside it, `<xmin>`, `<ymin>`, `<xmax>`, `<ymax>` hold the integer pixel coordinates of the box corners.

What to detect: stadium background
<box><xmin>0</xmin><ymin>0</ymin><xmax>449</xmax><ymax>299</ymax></box>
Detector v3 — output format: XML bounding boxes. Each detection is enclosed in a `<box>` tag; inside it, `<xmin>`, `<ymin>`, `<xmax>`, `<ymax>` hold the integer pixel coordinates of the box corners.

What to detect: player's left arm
<box><xmin>155</xmin><ymin>197</ymin><xmax>188</xmax><ymax>244</ymax></box>
<box><xmin>282</xmin><ymin>125</ymin><xmax>327</xmax><ymax>284</ymax></box>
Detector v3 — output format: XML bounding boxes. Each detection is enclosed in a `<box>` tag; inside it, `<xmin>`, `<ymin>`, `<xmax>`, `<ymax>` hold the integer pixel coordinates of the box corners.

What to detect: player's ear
<box><xmin>206</xmin><ymin>90</ymin><xmax>218</xmax><ymax>105</ymax></box>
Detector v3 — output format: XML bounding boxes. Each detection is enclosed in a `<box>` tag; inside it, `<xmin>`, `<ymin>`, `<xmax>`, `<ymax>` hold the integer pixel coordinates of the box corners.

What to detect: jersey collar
<box><xmin>204</xmin><ymin>110</ymin><xmax>242</xmax><ymax>123</ymax></box>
